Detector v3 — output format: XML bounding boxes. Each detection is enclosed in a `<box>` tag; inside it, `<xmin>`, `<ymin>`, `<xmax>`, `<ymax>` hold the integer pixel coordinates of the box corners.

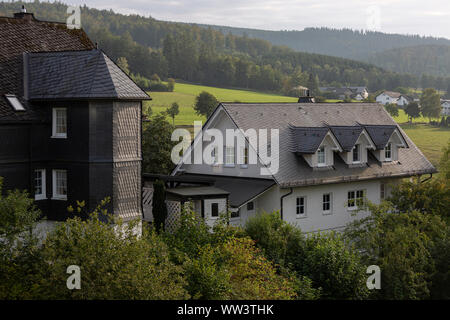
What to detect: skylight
<box><xmin>5</xmin><ymin>94</ymin><xmax>25</xmax><ymax>111</ymax></box>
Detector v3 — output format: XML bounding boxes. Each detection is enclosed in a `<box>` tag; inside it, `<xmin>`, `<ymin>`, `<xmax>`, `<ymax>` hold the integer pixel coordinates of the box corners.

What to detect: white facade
<box><xmin>376</xmin><ymin>92</ymin><xmax>400</xmax><ymax>105</ymax></box>
<box><xmin>229</xmin><ymin>179</ymin><xmax>398</xmax><ymax>233</ymax></box>
<box><xmin>441</xmin><ymin>101</ymin><xmax>450</xmax><ymax>116</ymax></box>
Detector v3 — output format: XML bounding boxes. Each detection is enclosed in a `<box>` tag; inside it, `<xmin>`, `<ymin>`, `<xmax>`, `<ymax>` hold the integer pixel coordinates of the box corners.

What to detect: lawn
<box><xmin>145</xmin><ymin>82</ymin><xmax>297</xmax><ymax>125</ymax></box>
<box><xmin>400</xmin><ymin>124</ymin><xmax>449</xmax><ymax>167</ymax></box>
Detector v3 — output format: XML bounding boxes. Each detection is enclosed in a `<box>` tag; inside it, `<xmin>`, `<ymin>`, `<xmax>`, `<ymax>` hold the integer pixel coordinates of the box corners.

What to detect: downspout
<box><xmin>420</xmin><ymin>173</ymin><xmax>433</xmax><ymax>183</ymax></box>
<box><xmin>280</xmin><ymin>188</ymin><xmax>293</xmax><ymax>220</ymax></box>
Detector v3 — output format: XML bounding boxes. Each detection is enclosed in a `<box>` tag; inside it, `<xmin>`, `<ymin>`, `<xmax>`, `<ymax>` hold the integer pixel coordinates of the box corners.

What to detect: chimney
<box><xmin>298</xmin><ymin>89</ymin><xmax>315</xmax><ymax>103</ymax></box>
<box><xmin>14</xmin><ymin>6</ymin><xmax>36</xmax><ymax>21</ymax></box>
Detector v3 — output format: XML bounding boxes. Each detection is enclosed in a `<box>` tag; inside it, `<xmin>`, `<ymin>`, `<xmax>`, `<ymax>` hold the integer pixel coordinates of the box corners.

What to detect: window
<box><xmin>5</xmin><ymin>94</ymin><xmax>25</xmax><ymax>111</ymax></box>
<box><xmin>231</xmin><ymin>209</ymin><xmax>240</xmax><ymax>218</ymax></box>
<box><xmin>52</xmin><ymin>108</ymin><xmax>67</xmax><ymax>138</ymax></box>
<box><xmin>52</xmin><ymin>170</ymin><xmax>67</xmax><ymax>200</ymax></box>
<box><xmin>348</xmin><ymin>189</ymin><xmax>365</xmax><ymax>210</ymax></box>
<box><xmin>225</xmin><ymin>146</ymin><xmax>235</xmax><ymax>166</ymax></box>
<box><xmin>384</xmin><ymin>143</ymin><xmax>392</xmax><ymax>161</ymax></box>
<box><xmin>352</xmin><ymin>144</ymin><xmax>360</xmax><ymax>162</ymax></box>
<box><xmin>380</xmin><ymin>183</ymin><xmax>386</xmax><ymax>200</ymax></box>
<box><xmin>322</xmin><ymin>193</ymin><xmax>332</xmax><ymax>214</ymax></box>
<box><xmin>34</xmin><ymin>169</ymin><xmax>46</xmax><ymax>200</ymax></box>
<box><xmin>296</xmin><ymin>196</ymin><xmax>306</xmax><ymax>217</ymax></box>
<box><xmin>211</xmin><ymin>147</ymin><xmax>219</xmax><ymax>165</ymax></box>
<box><xmin>247</xmin><ymin>201</ymin><xmax>254</xmax><ymax>211</ymax></box>
<box><xmin>317</xmin><ymin>146</ymin><xmax>326</xmax><ymax>166</ymax></box>
<box><xmin>241</xmin><ymin>146</ymin><xmax>249</xmax><ymax>167</ymax></box>
<box><xmin>211</xmin><ymin>203</ymin><xmax>219</xmax><ymax>218</ymax></box>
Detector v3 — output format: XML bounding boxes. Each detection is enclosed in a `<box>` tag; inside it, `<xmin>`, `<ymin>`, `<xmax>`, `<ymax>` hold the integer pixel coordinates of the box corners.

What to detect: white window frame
<box><xmin>211</xmin><ymin>147</ymin><xmax>219</xmax><ymax>166</ymax></box>
<box><xmin>384</xmin><ymin>142</ymin><xmax>392</xmax><ymax>161</ymax></box>
<box><xmin>52</xmin><ymin>169</ymin><xmax>67</xmax><ymax>200</ymax></box>
<box><xmin>296</xmin><ymin>196</ymin><xmax>307</xmax><ymax>218</ymax></box>
<box><xmin>224</xmin><ymin>146</ymin><xmax>235</xmax><ymax>167</ymax></box>
<box><xmin>352</xmin><ymin>144</ymin><xmax>360</xmax><ymax>163</ymax></box>
<box><xmin>322</xmin><ymin>193</ymin><xmax>332</xmax><ymax>214</ymax></box>
<box><xmin>34</xmin><ymin>169</ymin><xmax>46</xmax><ymax>200</ymax></box>
<box><xmin>52</xmin><ymin>108</ymin><xmax>67</xmax><ymax>139</ymax></box>
<box><xmin>246</xmin><ymin>201</ymin><xmax>255</xmax><ymax>211</ymax></box>
<box><xmin>348</xmin><ymin>189</ymin><xmax>366</xmax><ymax>210</ymax></box>
<box><xmin>317</xmin><ymin>146</ymin><xmax>326</xmax><ymax>166</ymax></box>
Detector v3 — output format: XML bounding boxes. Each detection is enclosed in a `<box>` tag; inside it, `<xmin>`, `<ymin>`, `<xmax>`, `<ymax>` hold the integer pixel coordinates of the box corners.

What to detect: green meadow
<box><xmin>145</xmin><ymin>83</ymin><xmax>449</xmax><ymax>167</ymax></box>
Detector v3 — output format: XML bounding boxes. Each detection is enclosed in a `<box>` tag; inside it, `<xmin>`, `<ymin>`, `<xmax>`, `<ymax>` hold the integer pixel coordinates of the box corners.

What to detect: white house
<box><xmin>170</xmin><ymin>103</ymin><xmax>436</xmax><ymax>233</ymax></box>
<box><xmin>441</xmin><ymin>100</ymin><xmax>450</xmax><ymax>116</ymax></box>
<box><xmin>397</xmin><ymin>95</ymin><xmax>413</xmax><ymax>107</ymax></box>
<box><xmin>375</xmin><ymin>91</ymin><xmax>402</xmax><ymax>105</ymax></box>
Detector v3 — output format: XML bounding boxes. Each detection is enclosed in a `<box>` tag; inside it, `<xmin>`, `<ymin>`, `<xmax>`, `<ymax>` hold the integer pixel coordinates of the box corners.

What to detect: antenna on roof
<box><xmin>95</xmin><ymin>42</ymin><xmax>99</xmax><ymax>49</ymax></box>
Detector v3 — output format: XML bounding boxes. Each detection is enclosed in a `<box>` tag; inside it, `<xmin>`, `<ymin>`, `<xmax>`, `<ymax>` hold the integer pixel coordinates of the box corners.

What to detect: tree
<box><xmin>116</xmin><ymin>57</ymin><xmax>130</xmax><ymax>75</ymax></box>
<box><xmin>152</xmin><ymin>180</ymin><xmax>168</xmax><ymax>232</ymax></box>
<box><xmin>445</xmin><ymin>83</ymin><xmax>450</xmax><ymax>99</ymax></box>
<box><xmin>166</xmin><ymin>102</ymin><xmax>180</xmax><ymax>125</ymax></box>
<box><xmin>420</xmin><ymin>88</ymin><xmax>441</xmax><ymax>122</ymax></box>
<box><xmin>384</xmin><ymin>103</ymin><xmax>399</xmax><ymax>117</ymax></box>
<box><xmin>142</xmin><ymin>114</ymin><xmax>176</xmax><ymax>174</ymax></box>
<box><xmin>404</xmin><ymin>101</ymin><xmax>421</xmax><ymax>123</ymax></box>
<box><xmin>245</xmin><ymin>212</ymin><xmax>367</xmax><ymax>299</ymax></box>
<box><xmin>167</xmin><ymin>78</ymin><xmax>175</xmax><ymax>92</ymax></box>
<box><xmin>345</xmin><ymin>202</ymin><xmax>448</xmax><ymax>300</ymax></box>
<box><xmin>194</xmin><ymin>91</ymin><xmax>218</xmax><ymax>118</ymax></box>
<box><xmin>306</xmin><ymin>73</ymin><xmax>319</xmax><ymax>96</ymax></box>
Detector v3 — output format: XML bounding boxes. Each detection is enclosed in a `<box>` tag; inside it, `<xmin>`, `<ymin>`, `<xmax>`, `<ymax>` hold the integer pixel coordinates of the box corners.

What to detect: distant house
<box><xmin>397</xmin><ymin>95</ymin><xmax>413</xmax><ymax>107</ymax></box>
<box><xmin>319</xmin><ymin>87</ymin><xmax>368</xmax><ymax>100</ymax></box>
<box><xmin>0</xmin><ymin>9</ymin><xmax>150</xmax><ymax>223</ymax></box>
<box><xmin>442</xmin><ymin>100</ymin><xmax>450</xmax><ymax>116</ymax></box>
<box><xmin>168</xmin><ymin>103</ymin><xmax>435</xmax><ymax>233</ymax></box>
<box><xmin>375</xmin><ymin>91</ymin><xmax>402</xmax><ymax>105</ymax></box>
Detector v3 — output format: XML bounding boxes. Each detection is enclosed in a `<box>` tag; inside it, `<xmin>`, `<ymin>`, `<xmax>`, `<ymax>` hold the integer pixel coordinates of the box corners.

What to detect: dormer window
<box><xmin>352</xmin><ymin>144</ymin><xmax>360</xmax><ymax>163</ymax></box>
<box><xmin>317</xmin><ymin>146</ymin><xmax>326</xmax><ymax>166</ymax></box>
<box><xmin>384</xmin><ymin>143</ymin><xmax>392</xmax><ymax>161</ymax></box>
<box><xmin>225</xmin><ymin>146</ymin><xmax>235</xmax><ymax>167</ymax></box>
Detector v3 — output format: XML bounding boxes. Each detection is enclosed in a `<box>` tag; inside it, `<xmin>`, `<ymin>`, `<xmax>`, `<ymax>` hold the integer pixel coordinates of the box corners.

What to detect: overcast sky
<box><xmin>55</xmin><ymin>0</ymin><xmax>450</xmax><ymax>39</ymax></box>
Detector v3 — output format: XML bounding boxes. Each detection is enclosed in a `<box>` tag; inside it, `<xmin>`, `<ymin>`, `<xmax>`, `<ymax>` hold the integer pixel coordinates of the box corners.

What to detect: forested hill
<box><xmin>1</xmin><ymin>1</ymin><xmax>449</xmax><ymax>94</ymax></box>
<box><xmin>366</xmin><ymin>45</ymin><xmax>450</xmax><ymax>78</ymax></box>
<box><xmin>201</xmin><ymin>25</ymin><xmax>450</xmax><ymax>76</ymax></box>
<box><xmin>200</xmin><ymin>25</ymin><xmax>450</xmax><ymax>60</ymax></box>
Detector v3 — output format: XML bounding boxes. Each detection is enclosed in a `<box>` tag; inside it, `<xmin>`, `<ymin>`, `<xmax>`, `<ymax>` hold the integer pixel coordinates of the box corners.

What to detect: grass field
<box><xmin>146</xmin><ymin>82</ymin><xmax>449</xmax><ymax>166</ymax></box>
<box><xmin>146</xmin><ymin>82</ymin><xmax>297</xmax><ymax>125</ymax></box>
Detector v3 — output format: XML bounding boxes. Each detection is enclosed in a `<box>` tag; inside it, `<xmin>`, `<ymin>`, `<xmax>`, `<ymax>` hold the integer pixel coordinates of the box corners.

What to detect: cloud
<box><xmin>63</xmin><ymin>0</ymin><xmax>450</xmax><ymax>38</ymax></box>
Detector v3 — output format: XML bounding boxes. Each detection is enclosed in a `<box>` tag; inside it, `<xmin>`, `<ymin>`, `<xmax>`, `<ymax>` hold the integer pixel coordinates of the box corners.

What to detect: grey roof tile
<box><xmin>221</xmin><ymin>103</ymin><xmax>436</xmax><ymax>187</ymax></box>
<box><xmin>26</xmin><ymin>50</ymin><xmax>150</xmax><ymax>100</ymax></box>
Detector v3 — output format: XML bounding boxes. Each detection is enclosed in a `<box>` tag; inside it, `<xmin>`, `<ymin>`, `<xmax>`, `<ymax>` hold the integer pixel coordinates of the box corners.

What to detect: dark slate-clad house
<box><xmin>0</xmin><ymin>9</ymin><xmax>150</xmax><ymax>221</ymax></box>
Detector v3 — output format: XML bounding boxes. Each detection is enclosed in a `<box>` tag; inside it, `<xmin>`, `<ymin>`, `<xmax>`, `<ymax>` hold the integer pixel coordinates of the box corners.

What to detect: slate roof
<box><xmin>182</xmin><ymin>173</ymin><xmax>276</xmax><ymax>208</ymax></box>
<box><xmin>363</xmin><ymin>125</ymin><xmax>398</xmax><ymax>150</ymax></box>
<box><xmin>26</xmin><ymin>50</ymin><xmax>150</xmax><ymax>100</ymax></box>
<box><xmin>220</xmin><ymin>103</ymin><xmax>436</xmax><ymax>188</ymax></box>
<box><xmin>0</xmin><ymin>13</ymin><xmax>94</xmax><ymax>122</ymax></box>
<box><xmin>379</xmin><ymin>91</ymin><xmax>402</xmax><ymax>99</ymax></box>
<box><xmin>329</xmin><ymin>126</ymin><xmax>364</xmax><ymax>152</ymax></box>
<box><xmin>288</xmin><ymin>126</ymin><xmax>330</xmax><ymax>154</ymax></box>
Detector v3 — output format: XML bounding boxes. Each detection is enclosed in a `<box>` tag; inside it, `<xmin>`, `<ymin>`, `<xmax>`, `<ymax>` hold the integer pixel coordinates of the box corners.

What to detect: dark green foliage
<box><xmin>166</xmin><ymin>102</ymin><xmax>180</xmax><ymax>124</ymax></box>
<box><xmin>142</xmin><ymin>114</ymin><xmax>176</xmax><ymax>174</ymax></box>
<box><xmin>385</xmin><ymin>103</ymin><xmax>399</xmax><ymax>117</ymax></box>
<box><xmin>152</xmin><ymin>180</ymin><xmax>168</xmax><ymax>232</ymax></box>
<box><xmin>245</xmin><ymin>212</ymin><xmax>367</xmax><ymax>299</ymax></box>
<box><xmin>405</xmin><ymin>101</ymin><xmax>421</xmax><ymax>122</ymax></box>
<box><xmin>194</xmin><ymin>91</ymin><xmax>219</xmax><ymax>118</ymax></box>
<box><xmin>345</xmin><ymin>202</ymin><xmax>448</xmax><ymax>300</ymax></box>
<box><xmin>420</xmin><ymin>88</ymin><xmax>442</xmax><ymax>121</ymax></box>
